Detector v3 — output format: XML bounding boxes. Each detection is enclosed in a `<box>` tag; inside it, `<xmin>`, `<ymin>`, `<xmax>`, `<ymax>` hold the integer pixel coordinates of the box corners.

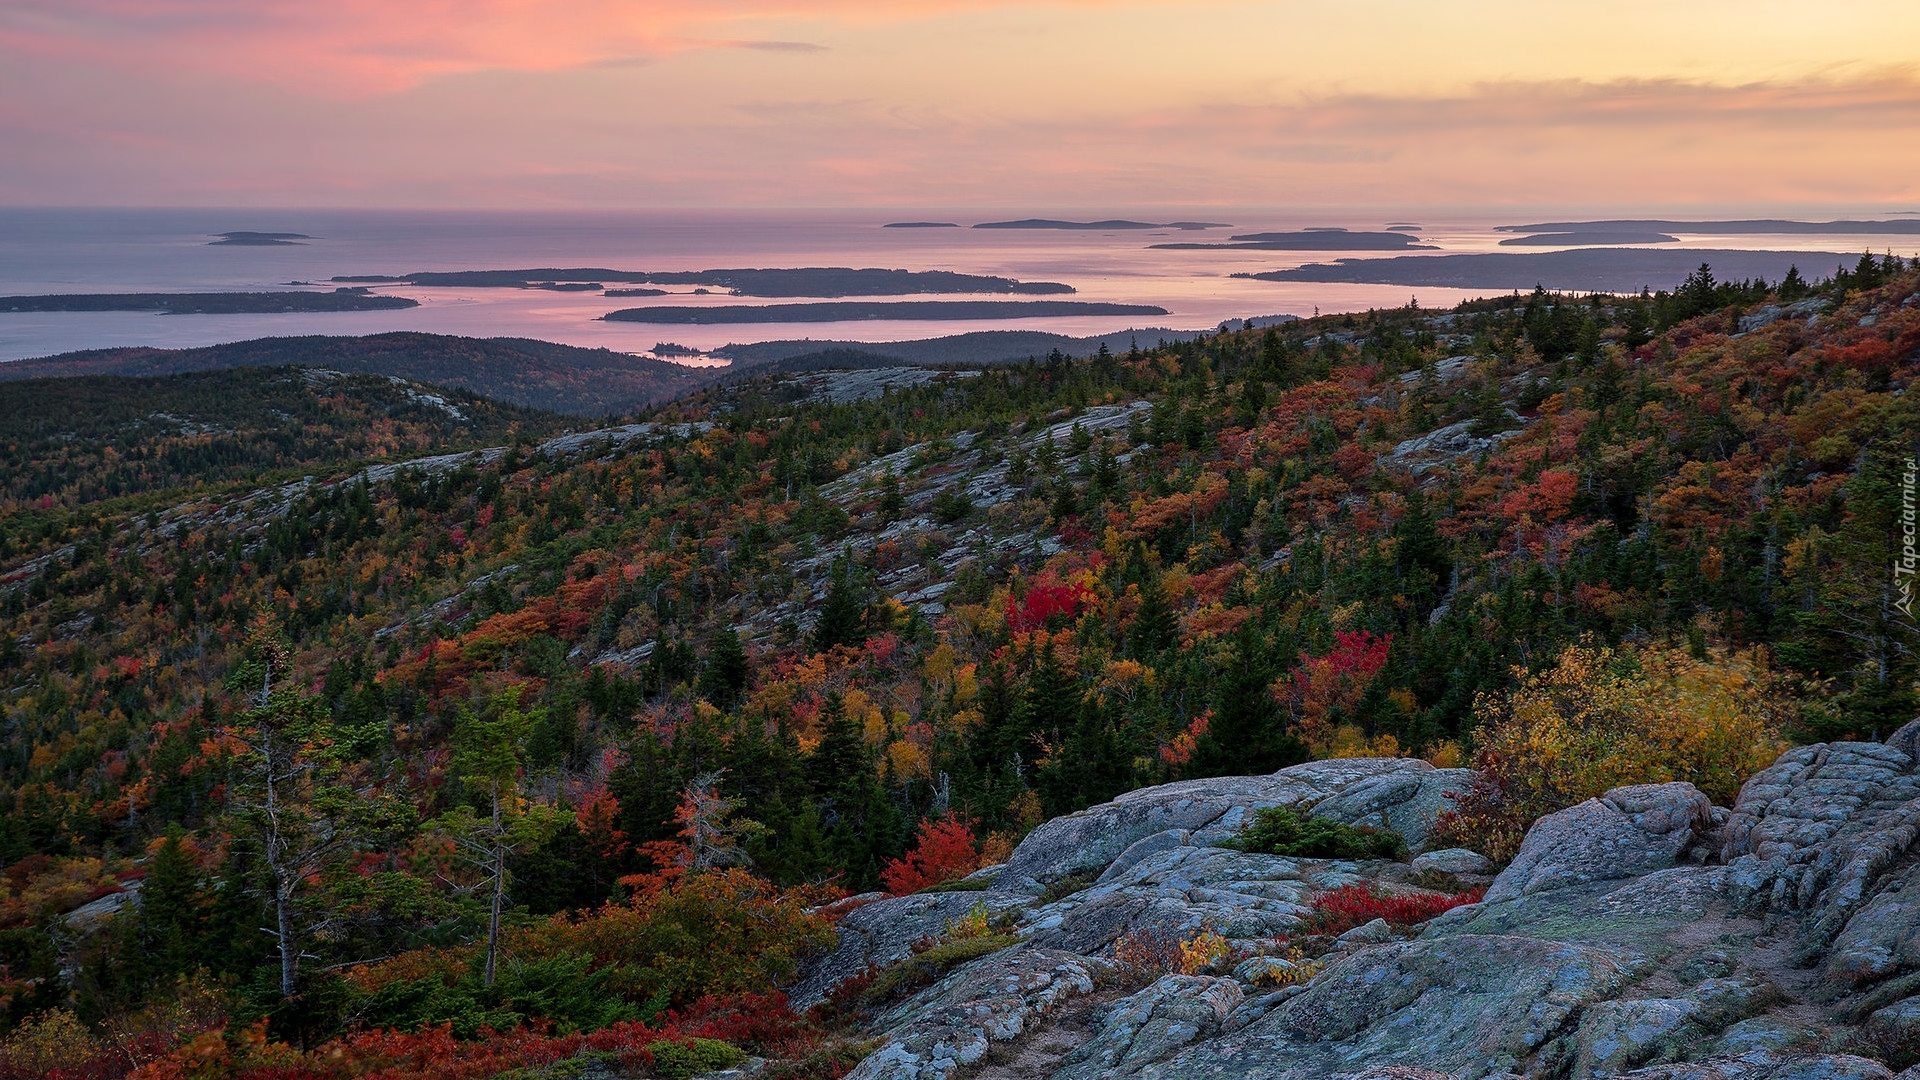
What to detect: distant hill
<box><xmin>0</xmin><ymin>366</ymin><xmax>568</xmax><ymax>509</ymax></box>
<box><xmin>0</xmin><ymin>333</ymin><xmax>704</xmax><ymax>416</ymax></box>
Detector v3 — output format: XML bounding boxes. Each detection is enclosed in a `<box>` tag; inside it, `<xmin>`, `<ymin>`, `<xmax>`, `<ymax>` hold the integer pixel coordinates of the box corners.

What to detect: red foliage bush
<box><xmin>879</xmin><ymin>816</ymin><xmax>981</xmax><ymax>896</ymax></box>
<box><xmin>1007</xmin><ymin>579</ymin><xmax>1093</xmax><ymax>633</ymax></box>
<box><xmin>128</xmin><ymin>993</ymin><xmax>818</xmax><ymax>1080</ymax></box>
<box><xmin>1306</xmin><ymin>883</ymin><xmax>1484</xmax><ymax>936</ymax></box>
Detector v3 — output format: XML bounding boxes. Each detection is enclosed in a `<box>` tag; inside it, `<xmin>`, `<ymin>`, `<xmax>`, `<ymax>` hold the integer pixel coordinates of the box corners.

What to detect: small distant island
<box><xmin>605</xmin><ymin>287</ymin><xmax>669</xmax><ymax>297</ymax></box>
<box><xmin>332</xmin><ymin>267</ymin><xmax>1075</xmax><ymax>297</ymax></box>
<box><xmin>528</xmin><ymin>281</ymin><xmax>604</xmax><ymax>292</ymax></box>
<box><xmin>1499</xmin><ymin>231</ymin><xmax>1679</xmax><ymax>247</ymax></box>
<box><xmin>883</xmin><ymin>222</ymin><xmax>961</xmax><ymax>228</ymax></box>
<box><xmin>208</xmin><ymin>231</ymin><xmax>312</xmax><ymax>246</ymax></box>
<box><xmin>0</xmin><ymin>289</ymin><xmax>417</xmax><ymax>314</ymax></box>
<box><xmin>601</xmin><ymin>300</ymin><xmax>1168</xmax><ymax>324</ymax></box>
<box><xmin>973</xmin><ymin>219</ymin><xmax>1231</xmax><ymax>231</ymax></box>
<box><xmin>1153</xmin><ymin>230</ymin><xmax>1433</xmax><ymax>251</ymax></box>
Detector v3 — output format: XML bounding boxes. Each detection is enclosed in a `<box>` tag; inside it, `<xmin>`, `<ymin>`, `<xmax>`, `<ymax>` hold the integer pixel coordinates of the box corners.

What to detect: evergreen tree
<box><xmin>134</xmin><ymin>830</ymin><xmax>203</xmax><ymax>987</ymax></box>
<box><xmin>811</xmin><ymin>557</ymin><xmax>867</xmax><ymax>654</ymax></box>
<box><xmin>1187</xmin><ymin>622</ymin><xmax>1303</xmax><ymax>776</ymax></box>
<box><xmin>805</xmin><ymin>693</ymin><xmax>900</xmax><ymax>890</ymax></box>
<box><xmin>696</xmin><ymin>628</ymin><xmax>750</xmax><ymax>710</ymax></box>
<box><xmin>1127</xmin><ymin>571</ymin><xmax>1179</xmax><ymax>659</ymax></box>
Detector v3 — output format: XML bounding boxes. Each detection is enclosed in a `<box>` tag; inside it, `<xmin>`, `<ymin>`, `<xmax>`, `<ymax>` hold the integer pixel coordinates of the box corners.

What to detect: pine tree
<box><xmin>437</xmin><ymin>691</ymin><xmax>572</xmax><ymax>987</ymax></box>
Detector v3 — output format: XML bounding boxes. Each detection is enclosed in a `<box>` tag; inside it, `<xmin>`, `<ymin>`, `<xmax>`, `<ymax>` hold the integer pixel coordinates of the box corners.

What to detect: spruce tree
<box><xmin>697</xmin><ymin>628</ymin><xmax>750</xmax><ymax>710</ymax></box>
<box><xmin>811</xmin><ymin>557</ymin><xmax>867</xmax><ymax>654</ymax></box>
<box><xmin>1127</xmin><ymin>572</ymin><xmax>1179</xmax><ymax>659</ymax></box>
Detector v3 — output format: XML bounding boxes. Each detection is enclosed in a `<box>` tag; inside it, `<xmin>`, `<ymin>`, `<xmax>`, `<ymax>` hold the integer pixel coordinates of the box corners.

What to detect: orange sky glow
<box><xmin>2</xmin><ymin>0</ymin><xmax>1917</xmax><ymax>210</ymax></box>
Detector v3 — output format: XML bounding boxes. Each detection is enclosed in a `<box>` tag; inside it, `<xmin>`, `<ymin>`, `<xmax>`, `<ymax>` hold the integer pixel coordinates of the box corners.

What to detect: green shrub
<box><xmin>1227</xmin><ymin>806</ymin><xmax>1407</xmax><ymax>861</ymax></box>
<box><xmin>863</xmin><ymin>933</ymin><xmax>1019</xmax><ymax>1005</ymax></box>
<box><xmin>646</xmin><ymin>1037</ymin><xmax>746</xmax><ymax>1079</ymax></box>
<box><xmin>917</xmin><ymin>875</ymin><xmax>991</xmax><ymax>894</ymax></box>
<box><xmin>1036</xmin><ymin>870</ymin><xmax>1099</xmax><ymax>904</ymax></box>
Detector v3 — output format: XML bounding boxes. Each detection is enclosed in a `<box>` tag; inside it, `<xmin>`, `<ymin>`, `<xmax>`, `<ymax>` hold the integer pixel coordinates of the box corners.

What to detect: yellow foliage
<box><xmin>1423</xmin><ymin>740</ymin><xmax>1465</xmax><ymax>769</ymax></box>
<box><xmin>1177</xmin><ymin>928</ymin><xmax>1231</xmax><ymax>975</ymax></box>
<box><xmin>0</xmin><ymin>1010</ymin><xmax>97</xmax><ymax>1074</ymax></box>
<box><xmin>1473</xmin><ymin>639</ymin><xmax>1787</xmax><ymax>815</ymax></box>
<box><xmin>1326</xmin><ymin>727</ymin><xmax>1402</xmax><ymax>760</ymax></box>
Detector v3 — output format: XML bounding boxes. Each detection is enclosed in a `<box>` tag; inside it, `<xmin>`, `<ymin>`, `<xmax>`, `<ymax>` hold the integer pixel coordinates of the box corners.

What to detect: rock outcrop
<box><xmin>813</xmin><ymin>723</ymin><xmax>1920</xmax><ymax>1079</ymax></box>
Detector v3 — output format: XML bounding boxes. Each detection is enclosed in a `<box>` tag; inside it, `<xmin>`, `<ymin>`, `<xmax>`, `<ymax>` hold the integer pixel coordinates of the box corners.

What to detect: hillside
<box><xmin>0</xmin><ymin>333</ymin><xmax>706</xmax><ymax>416</ymax></box>
<box><xmin>0</xmin><ymin>366</ymin><xmax>570</xmax><ymax>514</ymax></box>
<box><xmin>0</xmin><ymin>252</ymin><xmax>1918</xmax><ymax>1077</ymax></box>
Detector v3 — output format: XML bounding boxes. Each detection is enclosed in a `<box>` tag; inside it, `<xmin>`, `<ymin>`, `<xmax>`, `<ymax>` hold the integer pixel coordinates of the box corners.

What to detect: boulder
<box><xmin>1023</xmin><ymin>845</ymin><xmax>1315</xmax><ymax>953</ymax></box>
<box><xmin>997</xmin><ymin>758</ymin><xmax>1435</xmax><ymax>891</ymax></box>
<box><xmin>1131</xmin><ymin>935</ymin><xmax>1642</xmax><ymax>1079</ymax></box>
<box><xmin>844</xmin><ymin>946</ymin><xmax>1100</xmax><ymax>1080</ymax></box>
<box><xmin>1412</xmin><ymin>848</ymin><xmax>1493</xmax><ymax>877</ymax></box>
<box><xmin>1051</xmin><ymin>974</ymin><xmax>1242</xmax><ymax>1079</ymax></box>
<box><xmin>788</xmin><ymin>890</ymin><xmax>1014</xmax><ymax>1012</ymax></box>
<box><xmin>1613</xmin><ymin>1053</ymin><xmax>1893</xmax><ymax>1080</ymax></box>
<box><xmin>1483</xmin><ymin>783</ymin><xmax>1713</xmax><ymax>904</ymax></box>
<box><xmin>1310</xmin><ymin>767</ymin><xmax>1473</xmax><ymax>851</ymax></box>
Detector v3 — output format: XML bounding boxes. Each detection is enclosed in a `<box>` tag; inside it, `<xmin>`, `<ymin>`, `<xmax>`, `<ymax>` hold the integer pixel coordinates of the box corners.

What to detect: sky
<box><xmin>2</xmin><ymin>0</ymin><xmax>1918</xmax><ymax>211</ymax></box>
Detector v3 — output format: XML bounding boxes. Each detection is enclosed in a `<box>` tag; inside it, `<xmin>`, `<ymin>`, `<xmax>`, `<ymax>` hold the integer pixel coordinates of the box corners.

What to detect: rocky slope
<box><xmin>803</xmin><ymin>727</ymin><xmax>1920</xmax><ymax>1080</ymax></box>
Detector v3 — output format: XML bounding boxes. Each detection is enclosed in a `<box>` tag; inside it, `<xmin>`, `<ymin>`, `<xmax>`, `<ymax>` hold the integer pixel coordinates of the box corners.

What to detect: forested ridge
<box><xmin>1</xmin><ymin>255</ymin><xmax>1918</xmax><ymax>1078</ymax></box>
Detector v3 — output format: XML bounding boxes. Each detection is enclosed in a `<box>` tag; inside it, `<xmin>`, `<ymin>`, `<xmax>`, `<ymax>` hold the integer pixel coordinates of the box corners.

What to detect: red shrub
<box><xmin>1307</xmin><ymin>883</ymin><xmax>1483</xmax><ymax>935</ymax></box>
<box><xmin>880</xmin><ymin>817</ymin><xmax>981</xmax><ymax>896</ymax></box>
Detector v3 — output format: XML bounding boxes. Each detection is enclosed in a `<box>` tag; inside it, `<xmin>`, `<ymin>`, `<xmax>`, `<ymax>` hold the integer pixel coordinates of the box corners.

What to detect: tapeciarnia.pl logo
<box><xmin>1899</xmin><ymin>455</ymin><xmax>1919</xmax><ymax>622</ymax></box>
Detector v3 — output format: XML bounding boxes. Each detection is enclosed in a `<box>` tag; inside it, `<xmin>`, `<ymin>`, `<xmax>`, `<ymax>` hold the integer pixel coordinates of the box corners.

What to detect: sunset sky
<box><xmin>3</xmin><ymin>0</ymin><xmax>1918</xmax><ymax>210</ymax></box>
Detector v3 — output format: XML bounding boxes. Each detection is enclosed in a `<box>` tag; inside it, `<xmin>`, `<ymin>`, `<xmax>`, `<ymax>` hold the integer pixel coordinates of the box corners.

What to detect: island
<box><xmin>972</xmin><ymin>219</ymin><xmax>1230</xmax><ymax>231</ymax></box>
<box><xmin>605</xmin><ymin>288</ymin><xmax>669</xmax><ymax>297</ymax></box>
<box><xmin>208</xmin><ymin>231</ymin><xmax>312</xmax><ymax>246</ymax></box>
<box><xmin>1496</xmin><ymin>218</ymin><xmax>1920</xmax><ymax>235</ymax></box>
<box><xmin>0</xmin><ymin>289</ymin><xmax>418</xmax><ymax>314</ymax></box>
<box><xmin>331</xmin><ymin>267</ymin><xmax>1075</xmax><ymax>297</ymax></box>
<box><xmin>1153</xmin><ymin>230</ymin><xmax>1433</xmax><ymax>251</ymax></box>
<box><xmin>1498</xmin><ymin>232</ymin><xmax>1679</xmax><ymax>247</ymax></box>
<box><xmin>601</xmin><ymin>300</ymin><xmax>1168</xmax><ymax>324</ymax></box>
<box><xmin>1236</xmin><ymin>248</ymin><xmax>1849</xmax><ymax>294</ymax></box>
<box><xmin>884</xmin><ymin>222</ymin><xmax>961</xmax><ymax>228</ymax></box>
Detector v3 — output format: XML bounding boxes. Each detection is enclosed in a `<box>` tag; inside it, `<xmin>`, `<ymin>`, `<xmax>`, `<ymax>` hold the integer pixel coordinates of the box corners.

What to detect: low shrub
<box><xmin>1306</xmin><ymin>883</ymin><xmax>1483</xmax><ymax>936</ymax></box>
<box><xmin>916</xmin><ymin>876</ymin><xmax>990</xmax><ymax>894</ymax></box>
<box><xmin>645</xmin><ymin>1038</ymin><xmax>745</xmax><ymax>1080</ymax></box>
<box><xmin>1110</xmin><ymin>926</ymin><xmax>1232</xmax><ymax>986</ymax></box>
<box><xmin>862</xmin><ymin>934</ymin><xmax>1019</xmax><ymax>1005</ymax></box>
<box><xmin>1035</xmin><ymin>870</ymin><xmax>1099</xmax><ymax>905</ymax></box>
<box><xmin>1227</xmin><ymin>806</ymin><xmax>1407</xmax><ymax>861</ymax></box>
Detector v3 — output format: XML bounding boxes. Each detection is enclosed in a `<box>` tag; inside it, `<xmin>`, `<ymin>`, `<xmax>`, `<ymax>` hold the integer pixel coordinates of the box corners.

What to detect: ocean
<box><xmin>0</xmin><ymin>207</ymin><xmax>1908</xmax><ymax>364</ymax></box>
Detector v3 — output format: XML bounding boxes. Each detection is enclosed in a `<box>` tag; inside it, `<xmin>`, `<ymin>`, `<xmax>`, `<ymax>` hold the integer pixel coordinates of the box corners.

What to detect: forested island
<box><xmin>1241</xmin><ymin>248</ymin><xmax>1854</xmax><ymax>292</ymax></box>
<box><xmin>0</xmin><ymin>289</ymin><xmax>416</xmax><ymax>313</ymax></box>
<box><xmin>1154</xmin><ymin>229</ymin><xmax>1434</xmax><ymax>251</ymax></box>
<box><xmin>602</xmin><ymin>300</ymin><xmax>1169</xmax><ymax>323</ymax></box>
<box><xmin>1498</xmin><ymin>217</ymin><xmax>1920</xmax><ymax>235</ymax></box>
<box><xmin>973</xmin><ymin>218</ymin><xmax>1230</xmax><ymax>230</ymax></box>
<box><xmin>334</xmin><ymin>267</ymin><xmax>1076</xmax><ymax>297</ymax></box>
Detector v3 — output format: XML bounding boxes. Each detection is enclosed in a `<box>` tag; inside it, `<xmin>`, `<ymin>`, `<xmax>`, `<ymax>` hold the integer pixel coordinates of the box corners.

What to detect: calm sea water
<box><xmin>0</xmin><ymin>208</ymin><xmax>1905</xmax><ymax>364</ymax></box>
